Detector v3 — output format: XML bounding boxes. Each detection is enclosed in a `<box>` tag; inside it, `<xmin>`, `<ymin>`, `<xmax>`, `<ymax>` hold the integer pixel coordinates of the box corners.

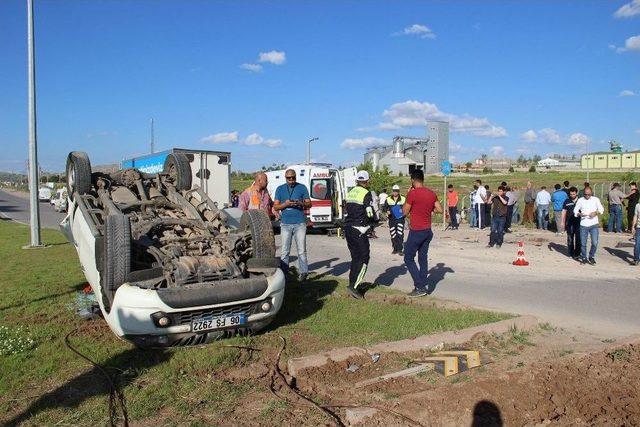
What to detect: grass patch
<box><xmin>559</xmin><ymin>349</ymin><xmax>574</xmax><ymax>357</ymax></box>
<box><xmin>539</xmin><ymin>322</ymin><xmax>556</xmax><ymax>332</ymax></box>
<box><xmin>0</xmin><ymin>220</ymin><xmax>510</xmax><ymax>425</ymax></box>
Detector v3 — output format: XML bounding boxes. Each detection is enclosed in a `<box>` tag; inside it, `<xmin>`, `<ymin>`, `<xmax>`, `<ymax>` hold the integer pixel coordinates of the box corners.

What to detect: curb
<box><xmin>287</xmin><ymin>315</ymin><xmax>538</xmax><ymax>377</ymax></box>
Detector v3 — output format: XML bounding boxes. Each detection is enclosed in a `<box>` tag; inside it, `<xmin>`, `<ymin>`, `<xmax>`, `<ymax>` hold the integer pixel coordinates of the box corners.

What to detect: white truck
<box><xmin>61</xmin><ymin>151</ymin><xmax>285</xmax><ymax>348</ymax></box>
<box><xmin>38</xmin><ymin>187</ymin><xmax>52</xmax><ymax>202</ymax></box>
<box><xmin>266</xmin><ymin>164</ymin><xmax>357</xmax><ymax>229</ymax></box>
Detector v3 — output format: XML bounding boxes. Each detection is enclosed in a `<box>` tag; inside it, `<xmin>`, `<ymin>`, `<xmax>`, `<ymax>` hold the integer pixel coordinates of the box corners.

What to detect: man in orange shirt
<box><xmin>446</xmin><ymin>184</ymin><xmax>459</xmax><ymax>230</ymax></box>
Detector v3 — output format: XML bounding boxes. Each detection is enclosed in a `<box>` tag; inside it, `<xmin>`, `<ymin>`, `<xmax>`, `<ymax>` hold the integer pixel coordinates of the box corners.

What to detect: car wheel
<box><xmin>240</xmin><ymin>209</ymin><xmax>276</xmax><ymax>259</ymax></box>
<box><xmin>66</xmin><ymin>151</ymin><xmax>92</xmax><ymax>201</ymax></box>
<box><xmin>163</xmin><ymin>153</ymin><xmax>192</xmax><ymax>191</ymax></box>
<box><xmin>103</xmin><ymin>214</ymin><xmax>131</xmax><ymax>309</ymax></box>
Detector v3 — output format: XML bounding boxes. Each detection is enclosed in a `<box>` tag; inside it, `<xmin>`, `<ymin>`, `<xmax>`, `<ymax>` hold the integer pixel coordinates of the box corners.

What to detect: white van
<box><xmin>38</xmin><ymin>187</ymin><xmax>52</xmax><ymax>202</ymax></box>
<box><xmin>266</xmin><ymin>164</ymin><xmax>357</xmax><ymax>228</ymax></box>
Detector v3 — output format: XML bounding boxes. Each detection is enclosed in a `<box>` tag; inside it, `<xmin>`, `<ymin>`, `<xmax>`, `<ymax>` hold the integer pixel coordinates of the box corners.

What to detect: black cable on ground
<box><xmin>64</xmin><ymin>328</ymin><xmax>129</xmax><ymax>427</ymax></box>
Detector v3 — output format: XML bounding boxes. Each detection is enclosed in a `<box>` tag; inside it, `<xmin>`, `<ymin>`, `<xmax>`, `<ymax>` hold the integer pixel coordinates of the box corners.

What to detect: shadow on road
<box><xmin>547</xmin><ymin>242</ymin><xmax>568</xmax><ymax>256</ymax></box>
<box><xmin>426</xmin><ymin>263</ymin><xmax>454</xmax><ymax>294</ymax></box>
<box><xmin>604</xmin><ymin>246</ymin><xmax>634</xmax><ymax>264</ymax></box>
<box><xmin>373</xmin><ymin>264</ymin><xmax>407</xmax><ymax>286</ymax></box>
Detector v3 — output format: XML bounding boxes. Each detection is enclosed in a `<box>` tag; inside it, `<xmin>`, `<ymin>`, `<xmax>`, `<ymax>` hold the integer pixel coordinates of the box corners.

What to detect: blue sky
<box><xmin>1</xmin><ymin>0</ymin><xmax>639</xmax><ymax>173</ymax></box>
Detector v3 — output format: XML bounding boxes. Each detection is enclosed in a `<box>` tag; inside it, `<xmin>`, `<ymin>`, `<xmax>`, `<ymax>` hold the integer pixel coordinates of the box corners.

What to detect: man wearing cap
<box><xmin>402</xmin><ymin>170</ymin><xmax>443</xmax><ymax>297</ymax></box>
<box><xmin>384</xmin><ymin>185</ymin><xmax>406</xmax><ymax>255</ymax></box>
<box><xmin>343</xmin><ymin>170</ymin><xmax>378</xmax><ymax>299</ymax></box>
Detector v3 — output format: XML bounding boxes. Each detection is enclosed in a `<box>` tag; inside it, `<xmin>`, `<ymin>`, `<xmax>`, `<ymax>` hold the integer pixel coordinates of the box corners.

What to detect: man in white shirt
<box><xmin>378</xmin><ymin>188</ymin><xmax>388</xmax><ymax>221</ymax></box>
<box><xmin>535</xmin><ymin>186</ymin><xmax>552</xmax><ymax>230</ymax></box>
<box><xmin>473</xmin><ymin>179</ymin><xmax>488</xmax><ymax>229</ymax></box>
<box><xmin>574</xmin><ymin>186</ymin><xmax>604</xmax><ymax>265</ymax></box>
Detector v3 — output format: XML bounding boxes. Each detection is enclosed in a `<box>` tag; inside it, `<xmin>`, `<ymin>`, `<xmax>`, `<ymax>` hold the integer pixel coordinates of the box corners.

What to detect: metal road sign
<box><xmin>441</xmin><ymin>160</ymin><xmax>452</xmax><ymax>176</ymax></box>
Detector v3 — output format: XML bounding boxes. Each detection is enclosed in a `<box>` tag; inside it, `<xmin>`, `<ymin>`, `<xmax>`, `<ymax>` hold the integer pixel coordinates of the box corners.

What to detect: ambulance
<box><xmin>266</xmin><ymin>164</ymin><xmax>357</xmax><ymax>229</ymax></box>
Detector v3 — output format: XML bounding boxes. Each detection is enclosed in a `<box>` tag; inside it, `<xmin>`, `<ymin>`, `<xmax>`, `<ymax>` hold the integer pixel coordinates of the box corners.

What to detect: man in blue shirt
<box><xmin>273</xmin><ymin>169</ymin><xmax>312</xmax><ymax>282</ymax></box>
<box><xmin>551</xmin><ymin>183</ymin><xmax>568</xmax><ymax>234</ymax></box>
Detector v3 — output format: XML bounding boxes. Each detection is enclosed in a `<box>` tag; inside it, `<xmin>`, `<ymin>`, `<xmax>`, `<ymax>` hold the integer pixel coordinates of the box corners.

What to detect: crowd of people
<box><xmin>232</xmin><ymin>170</ymin><xmax>640</xmax><ymax>300</ymax></box>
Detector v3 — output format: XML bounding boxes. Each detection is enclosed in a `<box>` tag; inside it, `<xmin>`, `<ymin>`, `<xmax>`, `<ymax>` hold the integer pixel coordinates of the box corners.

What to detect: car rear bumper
<box><xmin>105</xmin><ymin>268</ymin><xmax>286</xmax><ymax>345</ymax></box>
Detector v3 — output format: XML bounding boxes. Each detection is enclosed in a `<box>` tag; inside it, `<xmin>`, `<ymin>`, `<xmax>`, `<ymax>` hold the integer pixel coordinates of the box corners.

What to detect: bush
<box><xmin>508</xmin><ymin>166</ymin><xmax>514</xmax><ymax>173</ymax></box>
<box><xmin>528</xmin><ymin>165</ymin><xmax>537</xmax><ymax>173</ymax></box>
<box><xmin>482</xmin><ymin>166</ymin><xmax>494</xmax><ymax>174</ymax></box>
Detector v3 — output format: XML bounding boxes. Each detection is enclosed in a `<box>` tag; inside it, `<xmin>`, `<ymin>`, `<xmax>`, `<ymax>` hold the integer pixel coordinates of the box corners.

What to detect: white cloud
<box><xmin>614</xmin><ymin>35</ymin><xmax>640</xmax><ymax>52</ymax></box>
<box><xmin>490</xmin><ymin>146</ymin><xmax>505</xmax><ymax>156</ymax></box>
<box><xmin>619</xmin><ymin>89</ymin><xmax>636</xmax><ymax>97</ymax></box>
<box><xmin>614</xmin><ymin>0</ymin><xmax>640</xmax><ymax>18</ymax></box>
<box><xmin>373</xmin><ymin>100</ymin><xmax>507</xmax><ymax>138</ymax></box>
<box><xmin>243</xmin><ymin>133</ymin><xmax>282</xmax><ymax>147</ymax></box>
<box><xmin>240</xmin><ymin>63</ymin><xmax>263</xmax><ymax>73</ymax></box>
<box><xmin>520</xmin><ymin>129</ymin><xmax>538</xmax><ymax>143</ymax></box>
<box><xmin>258</xmin><ymin>50</ymin><xmax>286</xmax><ymax>65</ymax></box>
<box><xmin>394</xmin><ymin>24</ymin><xmax>436</xmax><ymax>39</ymax></box>
<box><xmin>341</xmin><ymin>137</ymin><xmax>388</xmax><ymax>149</ymax></box>
<box><xmin>200</xmin><ymin>131</ymin><xmax>239</xmax><ymax>144</ymax></box>
<box><xmin>566</xmin><ymin>133</ymin><xmax>591</xmax><ymax>147</ymax></box>
<box><xmin>520</xmin><ymin>127</ymin><xmax>590</xmax><ymax>147</ymax></box>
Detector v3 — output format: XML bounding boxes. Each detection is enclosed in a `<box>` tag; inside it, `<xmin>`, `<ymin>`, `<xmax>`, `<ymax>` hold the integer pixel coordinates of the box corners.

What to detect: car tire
<box><xmin>240</xmin><ymin>210</ymin><xmax>276</xmax><ymax>259</ymax></box>
<box><xmin>66</xmin><ymin>151</ymin><xmax>92</xmax><ymax>201</ymax></box>
<box><xmin>163</xmin><ymin>153</ymin><xmax>192</xmax><ymax>191</ymax></box>
<box><xmin>103</xmin><ymin>214</ymin><xmax>131</xmax><ymax>309</ymax></box>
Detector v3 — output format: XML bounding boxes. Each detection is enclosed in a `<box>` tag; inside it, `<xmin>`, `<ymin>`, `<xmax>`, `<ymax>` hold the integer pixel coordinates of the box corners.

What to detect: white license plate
<box><xmin>191</xmin><ymin>314</ymin><xmax>246</xmax><ymax>332</ymax></box>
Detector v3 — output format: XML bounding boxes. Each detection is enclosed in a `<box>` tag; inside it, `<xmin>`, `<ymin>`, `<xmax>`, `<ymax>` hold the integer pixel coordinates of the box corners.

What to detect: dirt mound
<box><xmin>371</xmin><ymin>342</ymin><xmax>640</xmax><ymax>426</ymax></box>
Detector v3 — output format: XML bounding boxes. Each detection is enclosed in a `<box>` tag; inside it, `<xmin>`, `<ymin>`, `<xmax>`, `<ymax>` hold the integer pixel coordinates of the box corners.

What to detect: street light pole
<box><xmin>586</xmin><ymin>138</ymin><xmax>590</xmax><ymax>183</ymax></box>
<box><xmin>26</xmin><ymin>0</ymin><xmax>42</xmax><ymax>248</ymax></box>
<box><xmin>307</xmin><ymin>137</ymin><xmax>318</xmax><ymax>164</ymax></box>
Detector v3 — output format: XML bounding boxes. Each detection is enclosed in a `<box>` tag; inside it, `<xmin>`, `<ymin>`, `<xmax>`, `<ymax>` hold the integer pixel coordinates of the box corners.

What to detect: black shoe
<box><xmin>407</xmin><ymin>288</ymin><xmax>428</xmax><ymax>298</ymax></box>
<box><xmin>347</xmin><ymin>286</ymin><xmax>364</xmax><ymax>299</ymax></box>
<box><xmin>579</xmin><ymin>257</ymin><xmax>588</xmax><ymax>264</ymax></box>
<box><xmin>487</xmin><ymin>244</ymin><xmax>494</xmax><ymax>248</ymax></box>
<box><xmin>634</xmin><ymin>260</ymin><xmax>640</xmax><ymax>266</ymax></box>
<box><xmin>496</xmin><ymin>244</ymin><xmax>501</xmax><ymax>249</ymax></box>
<box><xmin>588</xmin><ymin>258</ymin><xmax>596</xmax><ymax>265</ymax></box>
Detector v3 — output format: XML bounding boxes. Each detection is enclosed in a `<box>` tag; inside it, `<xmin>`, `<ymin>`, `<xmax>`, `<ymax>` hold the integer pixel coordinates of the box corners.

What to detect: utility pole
<box><xmin>26</xmin><ymin>0</ymin><xmax>42</xmax><ymax>248</ymax></box>
<box><xmin>585</xmin><ymin>137</ymin><xmax>590</xmax><ymax>182</ymax></box>
<box><xmin>307</xmin><ymin>137</ymin><xmax>318</xmax><ymax>164</ymax></box>
<box><xmin>150</xmin><ymin>118</ymin><xmax>155</xmax><ymax>154</ymax></box>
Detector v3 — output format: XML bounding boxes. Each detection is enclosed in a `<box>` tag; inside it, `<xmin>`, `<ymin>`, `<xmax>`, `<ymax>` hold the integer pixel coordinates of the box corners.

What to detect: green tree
<box><xmin>508</xmin><ymin>166</ymin><xmax>515</xmax><ymax>173</ymax></box>
<box><xmin>465</xmin><ymin>161</ymin><xmax>472</xmax><ymax>172</ymax></box>
<box><xmin>528</xmin><ymin>165</ymin><xmax>537</xmax><ymax>173</ymax></box>
<box><xmin>356</xmin><ymin>161</ymin><xmax>398</xmax><ymax>193</ymax></box>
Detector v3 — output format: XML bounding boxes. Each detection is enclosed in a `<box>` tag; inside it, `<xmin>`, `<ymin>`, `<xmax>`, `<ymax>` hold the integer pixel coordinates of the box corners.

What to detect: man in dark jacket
<box><xmin>344</xmin><ymin>171</ymin><xmax>377</xmax><ymax>299</ymax></box>
<box><xmin>384</xmin><ymin>184</ymin><xmax>406</xmax><ymax>255</ymax></box>
<box><xmin>488</xmin><ymin>186</ymin><xmax>509</xmax><ymax>248</ymax></box>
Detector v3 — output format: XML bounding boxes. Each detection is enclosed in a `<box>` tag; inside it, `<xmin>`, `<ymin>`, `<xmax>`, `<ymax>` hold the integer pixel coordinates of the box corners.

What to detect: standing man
<box><xmin>552</xmin><ymin>184</ymin><xmax>568</xmax><ymax>234</ymax></box>
<box><xmin>343</xmin><ymin>171</ymin><xmax>377</xmax><ymax>299</ymax></box>
<box><xmin>626</xmin><ymin>182</ymin><xmax>639</xmax><ymax>233</ymax></box>
<box><xmin>535</xmin><ymin>185</ymin><xmax>551</xmax><ymax>230</ymax></box>
<box><xmin>446</xmin><ymin>184</ymin><xmax>459</xmax><ymax>230</ymax></box>
<box><xmin>631</xmin><ymin>200</ymin><xmax>640</xmax><ymax>265</ymax></box>
<box><xmin>574</xmin><ymin>186</ymin><xmax>604</xmax><ymax>265</ymax></box>
<box><xmin>384</xmin><ymin>184</ymin><xmax>406</xmax><ymax>254</ymax></box>
<box><xmin>230</xmin><ymin>190</ymin><xmax>240</xmax><ymax>208</ymax></box>
<box><xmin>522</xmin><ymin>181</ymin><xmax>536</xmax><ymax>225</ymax></box>
<box><xmin>469</xmin><ymin>185</ymin><xmax>478</xmax><ymax>228</ymax></box>
<box><xmin>273</xmin><ymin>169</ymin><xmax>311</xmax><ymax>282</ymax></box>
<box><xmin>488</xmin><ymin>186</ymin><xmax>509</xmax><ymax>248</ymax></box>
<box><xmin>561</xmin><ymin>186</ymin><xmax>581</xmax><ymax>260</ymax></box>
<box><xmin>578</xmin><ymin>182</ymin><xmax>590</xmax><ymax>198</ymax></box>
<box><xmin>239</xmin><ymin>172</ymin><xmax>273</xmax><ymax>216</ymax></box>
<box><xmin>607</xmin><ymin>183</ymin><xmax>625</xmax><ymax>233</ymax></box>
<box><xmin>378</xmin><ymin>188</ymin><xmax>389</xmax><ymax>221</ymax></box>
<box><xmin>563</xmin><ymin>180</ymin><xmax>571</xmax><ymax>196</ymax></box>
<box><xmin>505</xmin><ymin>186</ymin><xmax>518</xmax><ymax>233</ymax></box>
<box><xmin>473</xmin><ymin>179</ymin><xmax>487</xmax><ymax>229</ymax></box>
<box><xmin>402</xmin><ymin>170</ymin><xmax>443</xmax><ymax>297</ymax></box>
<box><xmin>483</xmin><ymin>185</ymin><xmax>492</xmax><ymax>228</ymax></box>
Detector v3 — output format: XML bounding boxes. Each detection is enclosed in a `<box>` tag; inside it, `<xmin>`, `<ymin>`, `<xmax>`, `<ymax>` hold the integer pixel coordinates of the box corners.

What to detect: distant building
<box><xmin>581</xmin><ymin>151</ymin><xmax>640</xmax><ymax>169</ymax></box>
<box><xmin>537</xmin><ymin>158</ymin><xmax>561</xmax><ymax>168</ymax></box>
<box><xmin>363</xmin><ymin>121</ymin><xmax>449</xmax><ymax>175</ymax></box>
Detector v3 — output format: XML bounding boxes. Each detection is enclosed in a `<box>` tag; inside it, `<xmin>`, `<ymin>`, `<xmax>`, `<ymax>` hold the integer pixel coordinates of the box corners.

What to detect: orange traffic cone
<box><xmin>512</xmin><ymin>241</ymin><xmax>529</xmax><ymax>266</ymax></box>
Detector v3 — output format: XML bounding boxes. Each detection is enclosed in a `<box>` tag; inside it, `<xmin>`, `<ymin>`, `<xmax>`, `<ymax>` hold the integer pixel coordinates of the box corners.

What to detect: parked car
<box><xmin>38</xmin><ymin>187</ymin><xmax>52</xmax><ymax>202</ymax></box>
<box><xmin>61</xmin><ymin>151</ymin><xmax>285</xmax><ymax>348</ymax></box>
<box><xmin>53</xmin><ymin>188</ymin><xmax>68</xmax><ymax>212</ymax></box>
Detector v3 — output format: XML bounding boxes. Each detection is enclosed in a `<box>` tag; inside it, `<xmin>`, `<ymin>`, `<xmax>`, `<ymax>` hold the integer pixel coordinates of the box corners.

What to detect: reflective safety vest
<box><xmin>345</xmin><ymin>186</ymin><xmax>375</xmax><ymax>226</ymax></box>
<box><xmin>386</xmin><ymin>195</ymin><xmax>406</xmax><ymax>220</ymax></box>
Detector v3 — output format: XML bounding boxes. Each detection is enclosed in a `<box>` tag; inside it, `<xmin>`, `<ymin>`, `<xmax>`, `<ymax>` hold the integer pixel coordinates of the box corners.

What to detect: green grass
<box><xmin>0</xmin><ymin>220</ymin><xmax>510</xmax><ymax>425</ymax></box>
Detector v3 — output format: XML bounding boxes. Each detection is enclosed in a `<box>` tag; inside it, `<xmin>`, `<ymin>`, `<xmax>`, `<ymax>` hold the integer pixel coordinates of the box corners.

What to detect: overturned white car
<box><xmin>61</xmin><ymin>151</ymin><xmax>285</xmax><ymax>347</ymax></box>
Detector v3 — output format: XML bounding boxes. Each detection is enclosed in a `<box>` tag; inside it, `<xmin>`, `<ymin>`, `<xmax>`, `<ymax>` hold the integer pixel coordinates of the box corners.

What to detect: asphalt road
<box><xmin>283</xmin><ymin>226</ymin><xmax>640</xmax><ymax>338</ymax></box>
<box><xmin>2</xmin><ymin>187</ymin><xmax>638</xmax><ymax>338</ymax></box>
<box><xmin>0</xmin><ymin>189</ymin><xmax>66</xmax><ymax>229</ymax></box>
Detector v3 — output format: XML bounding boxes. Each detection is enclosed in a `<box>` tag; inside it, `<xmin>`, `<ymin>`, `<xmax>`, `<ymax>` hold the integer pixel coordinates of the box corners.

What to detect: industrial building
<box><xmin>363</xmin><ymin>121</ymin><xmax>449</xmax><ymax>175</ymax></box>
<box><xmin>581</xmin><ymin>151</ymin><xmax>640</xmax><ymax>169</ymax></box>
